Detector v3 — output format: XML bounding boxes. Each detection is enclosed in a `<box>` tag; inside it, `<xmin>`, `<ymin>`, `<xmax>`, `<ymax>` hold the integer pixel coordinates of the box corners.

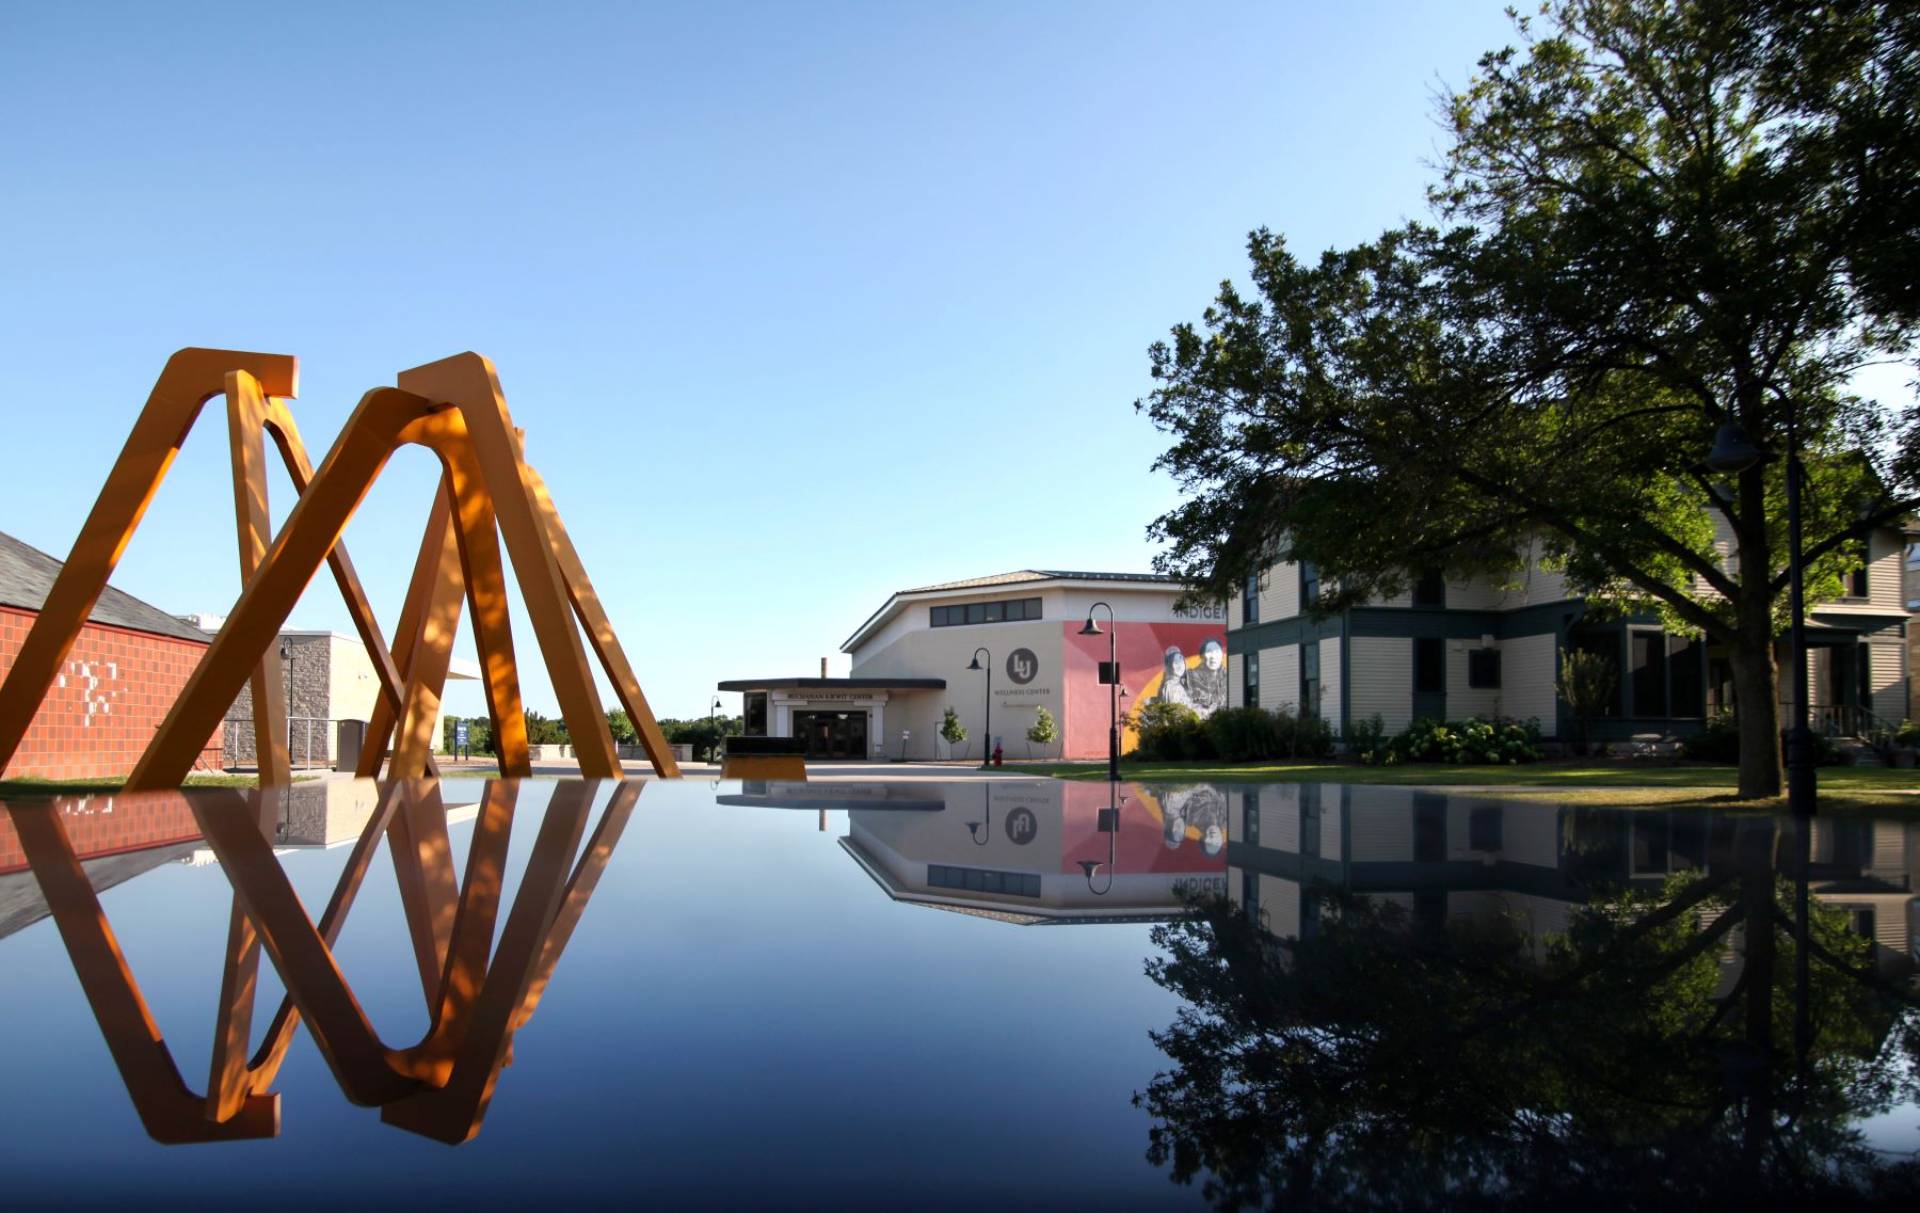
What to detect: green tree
<box><xmin>605</xmin><ymin>707</ymin><xmax>637</xmax><ymax>747</ymax></box>
<box><xmin>939</xmin><ymin>706</ymin><xmax>968</xmax><ymax>760</ymax></box>
<box><xmin>523</xmin><ymin>710</ymin><xmax>567</xmax><ymax>747</ymax></box>
<box><xmin>1139</xmin><ymin>1</ymin><xmax>1919</xmax><ymax>799</ymax></box>
<box><xmin>1025</xmin><ymin>706</ymin><xmax>1058</xmax><ymax>758</ymax></box>
<box><xmin>1557</xmin><ymin>648</ymin><xmax>1619</xmax><ymax>756</ymax></box>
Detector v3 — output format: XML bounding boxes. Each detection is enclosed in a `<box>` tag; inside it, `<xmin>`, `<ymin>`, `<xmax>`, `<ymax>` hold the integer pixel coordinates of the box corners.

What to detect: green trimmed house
<box><xmin>1225</xmin><ymin>524</ymin><xmax>1917</xmax><ymax>749</ymax></box>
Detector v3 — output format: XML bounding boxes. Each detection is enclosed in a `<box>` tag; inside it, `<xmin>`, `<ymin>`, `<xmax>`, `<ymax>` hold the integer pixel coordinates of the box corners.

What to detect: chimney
<box><xmin>821</xmin><ymin>657</ymin><xmax>829</xmax><ymax>678</ymax></box>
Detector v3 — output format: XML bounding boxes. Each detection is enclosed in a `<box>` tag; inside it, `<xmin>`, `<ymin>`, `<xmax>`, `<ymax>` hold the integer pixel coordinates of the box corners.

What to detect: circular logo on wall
<box><xmin>1005</xmin><ymin>648</ymin><xmax>1039</xmax><ymax>685</ymax></box>
<box><xmin>1005</xmin><ymin>807</ymin><xmax>1037</xmax><ymax>846</ymax></box>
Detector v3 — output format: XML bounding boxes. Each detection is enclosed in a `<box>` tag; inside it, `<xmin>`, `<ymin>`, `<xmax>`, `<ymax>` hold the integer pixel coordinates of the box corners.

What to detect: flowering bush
<box><xmin>1382</xmin><ymin>716</ymin><xmax>1542</xmax><ymax>765</ymax></box>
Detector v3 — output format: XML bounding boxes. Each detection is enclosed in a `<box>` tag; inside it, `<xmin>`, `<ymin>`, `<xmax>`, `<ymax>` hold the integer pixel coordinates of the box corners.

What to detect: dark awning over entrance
<box><xmin>716</xmin><ymin>677</ymin><xmax>947</xmax><ymax>691</ymax></box>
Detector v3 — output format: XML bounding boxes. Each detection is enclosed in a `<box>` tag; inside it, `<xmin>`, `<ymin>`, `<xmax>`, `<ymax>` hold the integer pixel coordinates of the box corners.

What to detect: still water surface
<box><xmin>0</xmin><ymin>778</ymin><xmax>1913</xmax><ymax>1210</ymax></box>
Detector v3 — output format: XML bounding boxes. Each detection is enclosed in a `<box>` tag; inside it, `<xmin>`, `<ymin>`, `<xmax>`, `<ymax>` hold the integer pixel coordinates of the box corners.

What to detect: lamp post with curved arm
<box><xmin>966</xmin><ymin>647</ymin><xmax>992</xmax><ymax>770</ymax></box>
<box><xmin>1080</xmin><ymin>789</ymin><xmax>1125</xmax><ymax>895</ymax></box>
<box><xmin>966</xmin><ymin>786</ymin><xmax>991</xmax><ymax>846</ymax></box>
<box><xmin>1079</xmin><ymin>602</ymin><xmax>1120</xmax><ymax>782</ymax></box>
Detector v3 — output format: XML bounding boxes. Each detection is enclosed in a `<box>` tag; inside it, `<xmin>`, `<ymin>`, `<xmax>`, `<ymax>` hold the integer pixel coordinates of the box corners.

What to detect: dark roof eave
<box><xmin>717</xmin><ymin>677</ymin><xmax>947</xmax><ymax>692</ymax></box>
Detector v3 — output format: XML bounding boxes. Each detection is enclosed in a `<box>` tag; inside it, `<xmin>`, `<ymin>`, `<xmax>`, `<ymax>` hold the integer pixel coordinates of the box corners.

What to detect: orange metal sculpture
<box><xmin>0</xmin><ymin>347</ymin><xmax>679</xmax><ymax>784</ymax></box>
<box><xmin>4</xmin><ymin>781</ymin><xmax>636</xmax><ymax>1145</ymax></box>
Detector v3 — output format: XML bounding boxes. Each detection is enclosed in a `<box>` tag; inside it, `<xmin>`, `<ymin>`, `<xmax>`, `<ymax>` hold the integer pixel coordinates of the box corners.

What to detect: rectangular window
<box><xmin>1568</xmin><ymin>631</ymin><xmax>1622</xmax><ymax>716</ymax></box>
<box><xmin>1243</xmin><ymin>570</ymin><xmax>1260</xmax><ymax>626</ymax></box>
<box><xmin>982</xmin><ymin>601</ymin><xmax>1003</xmax><ymax>623</ymax></box>
<box><xmin>1301</xmin><ymin>643</ymin><xmax>1320</xmax><ymax>716</ymax></box>
<box><xmin>1467</xmin><ymin>647</ymin><xmax>1501</xmax><ymax>689</ymax></box>
<box><xmin>1244</xmin><ymin>650</ymin><xmax>1259</xmax><ymax>708</ymax></box>
<box><xmin>926</xmin><ymin>864</ymin><xmax>1040</xmax><ymax>899</ymax></box>
<box><xmin>1414</xmin><ymin>637</ymin><xmax>1444</xmax><ymax>695</ymax></box>
<box><xmin>1849</xmin><ymin>544</ymin><xmax>1869</xmax><ymax>598</ymax></box>
<box><xmin>965</xmin><ymin>603</ymin><xmax>985</xmax><ymax>624</ymax></box>
<box><xmin>1412</xmin><ymin>570</ymin><xmax>1445</xmax><ymax>608</ymax></box>
<box><xmin>1300</xmin><ymin>563</ymin><xmax>1319</xmax><ymax>608</ymax></box>
<box><xmin>1631</xmin><ymin>631</ymin><xmax>1667</xmax><ymax>717</ymax></box>
<box><xmin>743</xmin><ymin>692</ymin><xmax>769</xmax><ymax>737</ymax></box>
<box><xmin>1667</xmin><ymin>636</ymin><xmax>1703</xmax><ymax>717</ymax></box>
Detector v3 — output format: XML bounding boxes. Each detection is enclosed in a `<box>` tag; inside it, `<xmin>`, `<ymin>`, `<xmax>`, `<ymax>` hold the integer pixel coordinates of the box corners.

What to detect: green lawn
<box><xmin>0</xmin><ymin>773</ymin><xmax>314</xmax><ymax>797</ymax></box>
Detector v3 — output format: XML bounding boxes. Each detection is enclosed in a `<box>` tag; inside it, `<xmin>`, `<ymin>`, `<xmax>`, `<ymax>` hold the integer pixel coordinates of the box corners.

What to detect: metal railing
<box><xmin>1810</xmin><ymin>703</ymin><xmax>1898</xmax><ymax>740</ymax></box>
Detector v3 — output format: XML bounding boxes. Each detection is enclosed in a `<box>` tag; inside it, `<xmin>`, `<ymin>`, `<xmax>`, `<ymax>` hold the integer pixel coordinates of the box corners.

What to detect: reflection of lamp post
<box><xmin>1079</xmin><ymin>790</ymin><xmax>1125</xmax><ymax>895</ymax></box>
<box><xmin>1079</xmin><ymin>602</ymin><xmax>1120</xmax><ymax>782</ymax></box>
<box><xmin>966</xmin><ymin>786</ymin><xmax>991</xmax><ymax>846</ymax></box>
<box><xmin>1705</xmin><ymin>420</ymin><xmax>1814</xmax><ymax>815</ymax></box>
<box><xmin>966</xmin><ymin>647</ymin><xmax>992</xmax><ymax>770</ymax></box>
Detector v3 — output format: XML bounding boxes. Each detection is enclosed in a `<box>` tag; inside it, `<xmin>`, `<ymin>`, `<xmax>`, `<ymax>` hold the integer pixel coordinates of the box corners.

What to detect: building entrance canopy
<box><xmin>717</xmin><ymin>678</ymin><xmax>947</xmax><ymax>761</ymax></box>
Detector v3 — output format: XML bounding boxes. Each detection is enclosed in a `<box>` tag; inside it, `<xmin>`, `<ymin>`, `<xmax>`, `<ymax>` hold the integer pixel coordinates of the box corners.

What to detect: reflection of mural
<box><xmin>1062</xmin><ymin>621</ymin><xmax>1228</xmax><ymax>757</ymax></box>
<box><xmin>1058</xmin><ymin>781</ymin><xmax>1229</xmax><ymax>874</ymax></box>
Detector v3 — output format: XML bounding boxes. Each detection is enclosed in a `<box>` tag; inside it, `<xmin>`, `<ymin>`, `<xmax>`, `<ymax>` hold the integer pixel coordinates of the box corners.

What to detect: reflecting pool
<box><xmin>0</xmin><ymin>778</ymin><xmax>1914</xmax><ymax>1209</ymax></box>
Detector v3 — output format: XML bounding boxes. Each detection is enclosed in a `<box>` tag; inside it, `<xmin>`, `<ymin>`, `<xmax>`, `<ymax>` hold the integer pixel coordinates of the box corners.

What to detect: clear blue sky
<box><xmin>0</xmin><ymin>0</ymin><xmax>1521</xmax><ymax>723</ymax></box>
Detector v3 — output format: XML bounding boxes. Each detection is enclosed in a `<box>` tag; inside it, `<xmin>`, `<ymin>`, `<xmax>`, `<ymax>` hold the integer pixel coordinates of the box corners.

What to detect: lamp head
<box><xmin>1078</xmin><ymin>616</ymin><xmax>1102</xmax><ymax>636</ymax></box>
<box><xmin>967</xmin><ymin>655</ymin><xmax>983</xmax><ymax>671</ymax></box>
<box><xmin>1078</xmin><ymin>859</ymin><xmax>1102</xmax><ymax>879</ymax></box>
<box><xmin>1704</xmin><ymin>423</ymin><xmax>1763</xmax><ymax>474</ymax></box>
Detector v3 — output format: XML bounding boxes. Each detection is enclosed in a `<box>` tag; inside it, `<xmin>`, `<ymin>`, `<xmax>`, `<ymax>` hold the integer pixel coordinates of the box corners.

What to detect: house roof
<box><xmin>841</xmin><ymin>569</ymin><xmax>1183</xmax><ymax>653</ymax></box>
<box><xmin>0</xmin><ymin>531</ymin><xmax>210</xmax><ymax>644</ymax></box>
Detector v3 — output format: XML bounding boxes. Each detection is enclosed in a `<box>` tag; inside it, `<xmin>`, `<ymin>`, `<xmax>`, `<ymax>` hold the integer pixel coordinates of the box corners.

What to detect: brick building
<box><xmin>0</xmin><ymin>530</ymin><xmax>222</xmax><ymax>781</ymax></box>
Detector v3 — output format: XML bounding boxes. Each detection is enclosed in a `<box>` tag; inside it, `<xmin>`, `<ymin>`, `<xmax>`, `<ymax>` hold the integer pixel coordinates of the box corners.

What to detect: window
<box><xmin>927</xmin><ymin>864</ymin><xmax>1041</xmax><ymax>898</ymax></box>
<box><xmin>1412</xmin><ymin>570</ymin><xmax>1445</xmax><ymax>608</ymax></box>
<box><xmin>1243</xmin><ymin>569</ymin><xmax>1260</xmax><ymax>626</ymax></box>
<box><xmin>1467</xmin><ymin>647</ymin><xmax>1501</xmax><ymax>689</ymax></box>
<box><xmin>1568</xmin><ymin>630</ymin><xmax>1621</xmax><ymax>716</ymax></box>
<box><xmin>1301</xmin><ymin>643</ymin><xmax>1320</xmax><ymax>716</ymax></box>
<box><xmin>1849</xmin><ymin>542</ymin><xmax>1870</xmax><ymax>598</ymax></box>
<box><xmin>1414</xmin><ymin>637</ymin><xmax>1444</xmax><ymax>695</ymax></box>
<box><xmin>1469</xmin><ymin>806</ymin><xmax>1503</xmax><ymax>852</ymax></box>
<box><xmin>1244</xmin><ymin>650</ymin><xmax>1259</xmax><ymax>707</ymax></box>
<box><xmin>930</xmin><ymin>597</ymin><xmax>1040</xmax><ymax>627</ymax></box>
<box><xmin>1300</xmin><ymin>563</ymin><xmax>1319</xmax><ymax>608</ymax></box>
<box><xmin>1631</xmin><ymin>631</ymin><xmax>1667</xmax><ymax>717</ymax></box>
<box><xmin>743</xmin><ymin>692</ymin><xmax>768</xmax><ymax>736</ymax></box>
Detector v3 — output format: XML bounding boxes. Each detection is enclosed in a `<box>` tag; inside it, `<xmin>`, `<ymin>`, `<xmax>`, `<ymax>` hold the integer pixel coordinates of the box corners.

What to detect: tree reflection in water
<box><xmin>1137</xmin><ymin>813</ymin><xmax>1920</xmax><ymax>1210</ymax></box>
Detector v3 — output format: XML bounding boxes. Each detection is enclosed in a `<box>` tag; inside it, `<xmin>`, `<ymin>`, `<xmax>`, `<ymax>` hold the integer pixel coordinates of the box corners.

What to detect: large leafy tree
<box><xmin>1141</xmin><ymin>0</ymin><xmax>1918</xmax><ymax>797</ymax></box>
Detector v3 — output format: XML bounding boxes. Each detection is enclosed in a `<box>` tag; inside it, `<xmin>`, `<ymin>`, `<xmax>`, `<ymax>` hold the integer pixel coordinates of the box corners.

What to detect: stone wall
<box><xmin>223</xmin><ymin>633</ymin><xmax>336</xmax><ymax>767</ymax></box>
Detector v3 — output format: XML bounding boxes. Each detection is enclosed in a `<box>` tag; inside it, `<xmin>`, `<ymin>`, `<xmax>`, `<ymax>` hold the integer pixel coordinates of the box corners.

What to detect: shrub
<box><xmin>1133</xmin><ymin>701</ymin><xmax>1215</xmax><ymax>761</ymax></box>
<box><xmin>1205</xmin><ymin>706</ymin><xmax>1281</xmax><ymax>762</ymax></box>
<box><xmin>1348</xmin><ymin>713</ymin><xmax>1388</xmax><ymax>764</ymax></box>
<box><xmin>1681</xmin><ymin>710</ymin><xmax>1847</xmax><ymax>766</ymax></box>
<box><xmin>1387</xmin><ymin>716</ymin><xmax>1542</xmax><ymax>765</ymax></box>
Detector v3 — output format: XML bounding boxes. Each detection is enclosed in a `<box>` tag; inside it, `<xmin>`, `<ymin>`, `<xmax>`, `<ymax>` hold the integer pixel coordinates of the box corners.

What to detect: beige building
<box><xmin>218</xmin><ymin>627</ymin><xmax>480</xmax><ymax>769</ymax></box>
<box><xmin>1227</xmin><ymin>519</ymin><xmax>1917</xmax><ymax>745</ymax></box>
<box><xmin>723</xmin><ymin>570</ymin><xmax>1228</xmax><ymax>761</ymax></box>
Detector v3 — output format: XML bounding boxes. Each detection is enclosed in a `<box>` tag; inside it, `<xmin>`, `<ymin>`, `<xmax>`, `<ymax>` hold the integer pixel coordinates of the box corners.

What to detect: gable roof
<box><xmin>0</xmin><ymin>531</ymin><xmax>210</xmax><ymax>644</ymax></box>
<box><xmin>841</xmin><ymin>569</ymin><xmax>1183</xmax><ymax>653</ymax></box>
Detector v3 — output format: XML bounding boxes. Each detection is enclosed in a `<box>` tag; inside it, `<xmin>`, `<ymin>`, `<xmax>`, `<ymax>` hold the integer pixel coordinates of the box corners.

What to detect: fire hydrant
<box><xmin>992</xmin><ymin>741</ymin><xmax>1004</xmax><ymax>768</ymax></box>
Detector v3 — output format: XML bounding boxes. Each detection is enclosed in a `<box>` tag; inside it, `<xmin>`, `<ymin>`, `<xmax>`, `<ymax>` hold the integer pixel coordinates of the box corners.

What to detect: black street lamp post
<box><xmin>1079</xmin><ymin>788</ymin><xmax>1125</xmax><ymax>895</ymax></box>
<box><xmin>1079</xmin><ymin>602</ymin><xmax>1120</xmax><ymax>782</ymax></box>
<box><xmin>1705</xmin><ymin>416</ymin><xmax>1815</xmax><ymax>815</ymax></box>
<box><xmin>966</xmin><ymin>647</ymin><xmax>992</xmax><ymax>770</ymax></box>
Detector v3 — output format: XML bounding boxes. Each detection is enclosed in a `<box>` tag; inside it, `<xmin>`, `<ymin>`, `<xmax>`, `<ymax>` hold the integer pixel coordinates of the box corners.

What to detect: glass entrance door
<box><xmin>793</xmin><ymin>711</ymin><xmax>869</xmax><ymax>759</ymax></box>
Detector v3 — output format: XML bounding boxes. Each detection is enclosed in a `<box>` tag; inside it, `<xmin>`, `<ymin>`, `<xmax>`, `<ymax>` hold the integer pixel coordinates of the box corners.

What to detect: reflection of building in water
<box><xmin>1</xmin><ymin>781</ymin><xmax>479</xmax><ymax>939</ymax></box>
<box><xmin>1228</xmin><ymin>784</ymin><xmax>1919</xmax><ymax>978</ymax></box>
<box><xmin>836</xmin><ymin>781</ymin><xmax>1227</xmax><ymax>925</ymax></box>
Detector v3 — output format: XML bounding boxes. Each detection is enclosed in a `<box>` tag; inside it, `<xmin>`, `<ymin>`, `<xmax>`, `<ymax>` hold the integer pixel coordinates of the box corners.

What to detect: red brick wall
<box><xmin>0</xmin><ymin>605</ymin><xmax>223</xmax><ymax>781</ymax></box>
<box><xmin>0</xmin><ymin>793</ymin><xmax>205</xmax><ymax>875</ymax></box>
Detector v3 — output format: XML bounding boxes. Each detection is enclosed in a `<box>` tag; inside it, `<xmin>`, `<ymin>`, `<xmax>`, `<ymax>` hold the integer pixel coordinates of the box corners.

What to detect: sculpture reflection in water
<box><xmin>3</xmin><ymin>779</ymin><xmax>637</xmax><ymax>1146</ymax></box>
<box><xmin>1141</xmin><ymin>789</ymin><xmax>1920</xmax><ymax>1210</ymax></box>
